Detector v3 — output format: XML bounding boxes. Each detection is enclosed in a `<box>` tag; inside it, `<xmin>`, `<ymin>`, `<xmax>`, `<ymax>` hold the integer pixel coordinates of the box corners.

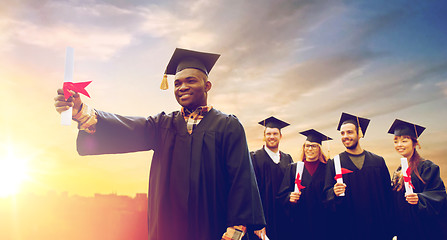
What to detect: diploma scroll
<box><xmin>333</xmin><ymin>155</ymin><xmax>345</xmax><ymax>196</ymax></box>
<box><xmin>61</xmin><ymin>47</ymin><xmax>74</xmax><ymax>126</ymax></box>
<box><xmin>401</xmin><ymin>158</ymin><xmax>414</xmax><ymax>194</ymax></box>
<box><xmin>294</xmin><ymin>161</ymin><xmax>305</xmax><ymax>193</ymax></box>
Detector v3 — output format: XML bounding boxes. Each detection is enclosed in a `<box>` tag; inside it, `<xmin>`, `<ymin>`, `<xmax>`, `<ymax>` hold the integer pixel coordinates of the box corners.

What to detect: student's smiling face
<box><xmin>174</xmin><ymin>68</ymin><xmax>211</xmax><ymax>111</ymax></box>
<box><xmin>393</xmin><ymin>135</ymin><xmax>415</xmax><ymax>158</ymax></box>
<box><xmin>340</xmin><ymin>123</ymin><xmax>360</xmax><ymax>150</ymax></box>
<box><xmin>303</xmin><ymin>141</ymin><xmax>320</xmax><ymax>161</ymax></box>
<box><xmin>264</xmin><ymin>127</ymin><xmax>282</xmax><ymax>150</ymax></box>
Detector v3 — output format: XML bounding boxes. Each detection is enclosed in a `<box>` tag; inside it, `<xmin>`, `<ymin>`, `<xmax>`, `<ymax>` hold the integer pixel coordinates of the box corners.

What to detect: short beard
<box><xmin>345</xmin><ymin>140</ymin><xmax>358</xmax><ymax>150</ymax></box>
<box><xmin>266</xmin><ymin>142</ymin><xmax>279</xmax><ymax>150</ymax></box>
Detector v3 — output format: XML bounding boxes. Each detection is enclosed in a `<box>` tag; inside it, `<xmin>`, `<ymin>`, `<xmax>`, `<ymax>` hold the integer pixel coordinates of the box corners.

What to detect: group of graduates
<box><xmin>247</xmin><ymin>113</ymin><xmax>447</xmax><ymax>240</ymax></box>
<box><xmin>55</xmin><ymin>47</ymin><xmax>446</xmax><ymax>240</ymax></box>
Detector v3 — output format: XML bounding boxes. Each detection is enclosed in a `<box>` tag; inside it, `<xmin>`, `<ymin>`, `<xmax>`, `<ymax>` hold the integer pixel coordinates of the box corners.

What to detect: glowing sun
<box><xmin>0</xmin><ymin>144</ymin><xmax>29</xmax><ymax>197</ymax></box>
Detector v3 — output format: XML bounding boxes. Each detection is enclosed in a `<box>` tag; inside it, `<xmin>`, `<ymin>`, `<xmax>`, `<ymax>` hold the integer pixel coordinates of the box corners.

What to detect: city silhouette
<box><xmin>0</xmin><ymin>192</ymin><xmax>148</xmax><ymax>240</ymax></box>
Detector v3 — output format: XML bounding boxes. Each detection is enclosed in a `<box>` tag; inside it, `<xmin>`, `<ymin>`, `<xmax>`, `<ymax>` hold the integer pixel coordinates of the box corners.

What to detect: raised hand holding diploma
<box><xmin>60</xmin><ymin>47</ymin><xmax>92</xmax><ymax>125</ymax></box>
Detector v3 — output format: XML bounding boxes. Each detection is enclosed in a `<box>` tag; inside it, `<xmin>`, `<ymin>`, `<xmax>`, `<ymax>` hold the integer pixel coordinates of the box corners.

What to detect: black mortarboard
<box><xmin>258</xmin><ymin>116</ymin><xmax>290</xmax><ymax>130</ymax></box>
<box><xmin>337</xmin><ymin>112</ymin><xmax>370</xmax><ymax>138</ymax></box>
<box><xmin>387</xmin><ymin>119</ymin><xmax>425</xmax><ymax>139</ymax></box>
<box><xmin>161</xmin><ymin>48</ymin><xmax>220</xmax><ymax>90</ymax></box>
<box><xmin>300</xmin><ymin>129</ymin><xmax>333</xmax><ymax>145</ymax></box>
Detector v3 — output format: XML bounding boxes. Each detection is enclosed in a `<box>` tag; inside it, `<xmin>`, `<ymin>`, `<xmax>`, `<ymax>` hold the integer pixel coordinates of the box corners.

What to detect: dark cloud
<box><xmin>272</xmin><ymin>50</ymin><xmax>377</xmax><ymax>101</ymax></box>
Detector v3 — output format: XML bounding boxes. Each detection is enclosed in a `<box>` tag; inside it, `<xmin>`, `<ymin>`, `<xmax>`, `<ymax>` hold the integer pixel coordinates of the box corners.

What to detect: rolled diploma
<box><xmin>294</xmin><ymin>161</ymin><xmax>305</xmax><ymax>193</ymax></box>
<box><xmin>334</xmin><ymin>155</ymin><xmax>345</xmax><ymax>196</ymax></box>
<box><xmin>401</xmin><ymin>158</ymin><xmax>413</xmax><ymax>194</ymax></box>
<box><xmin>61</xmin><ymin>47</ymin><xmax>74</xmax><ymax>125</ymax></box>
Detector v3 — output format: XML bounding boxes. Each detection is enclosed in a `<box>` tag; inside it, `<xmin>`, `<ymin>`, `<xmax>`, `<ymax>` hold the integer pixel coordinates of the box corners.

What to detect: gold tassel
<box><xmin>358</xmin><ymin>127</ymin><xmax>364</xmax><ymax>138</ymax></box>
<box><xmin>160</xmin><ymin>74</ymin><xmax>169</xmax><ymax>90</ymax></box>
<box><xmin>357</xmin><ymin>117</ymin><xmax>364</xmax><ymax>138</ymax></box>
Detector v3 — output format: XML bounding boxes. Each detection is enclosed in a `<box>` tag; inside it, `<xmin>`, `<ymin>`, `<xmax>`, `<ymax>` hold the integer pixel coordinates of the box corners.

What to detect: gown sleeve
<box><xmin>323</xmin><ymin>158</ymin><xmax>337</xmax><ymax>203</ymax></box>
<box><xmin>77</xmin><ymin>110</ymin><xmax>156</xmax><ymax>155</ymax></box>
<box><xmin>250</xmin><ymin>151</ymin><xmax>264</xmax><ymax>198</ymax></box>
<box><xmin>223</xmin><ymin>116</ymin><xmax>265</xmax><ymax>229</ymax></box>
<box><xmin>276</xmin><ymin>164</ymin><xmax>295</xmax><ymax>212</ymax></box>
<box><xmin>416</xmin><ymin>161</ymin><xmax>447</xmax><ymax>217</ymax></box>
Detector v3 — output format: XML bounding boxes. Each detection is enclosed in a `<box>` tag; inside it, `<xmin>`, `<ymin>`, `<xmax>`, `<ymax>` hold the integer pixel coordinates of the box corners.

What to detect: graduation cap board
<box><xmin>388</xmin><ymin>119</ymin><xmax>425</xmax><ymax>139</ymax></box>
<box><xmin>300</xmin><ymin>129</ymin><xmax>333</xmax><ymax>145</ymax></box>
<box><xmin>258</xmin><ymin>116</ymin><xmax>290</xmax><ymax>130</ymax></box>
<box><xmin>161</xmin><ymin>48</ymin><xmax>220</xmax><ymax>90</ymax></box>
<box><xmin>337</xmin><ymin>112</ymin><xmax>370</xmax><ymax>138</ymax></box>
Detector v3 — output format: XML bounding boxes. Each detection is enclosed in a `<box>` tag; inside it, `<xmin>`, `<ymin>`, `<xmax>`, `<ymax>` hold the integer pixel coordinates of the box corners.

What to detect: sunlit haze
<box><xmin>0</xmin><ymin>142</ymin><xmax>29</xmax><ymax>197</ymax></box>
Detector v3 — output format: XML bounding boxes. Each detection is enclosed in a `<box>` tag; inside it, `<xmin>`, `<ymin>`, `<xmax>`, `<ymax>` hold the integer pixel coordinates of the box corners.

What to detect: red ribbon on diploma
<box><xmin>63</xmin><ymin>81</ymin><xmax>92</xmax><ymax>100</ymax></box>
<box><xmin>404</xmin><ymin>167</ymin><xmax>415</xmax><ymax>190</ymax></box>
<box><xmin>295</xmin><ymin>172</ymin><xmax>306</xmax><ymax>191</ymax></box>
<box><xmin>334</xmin><ymin>168</ymin><xmax>353</xmax><ymax>180</ymax></box>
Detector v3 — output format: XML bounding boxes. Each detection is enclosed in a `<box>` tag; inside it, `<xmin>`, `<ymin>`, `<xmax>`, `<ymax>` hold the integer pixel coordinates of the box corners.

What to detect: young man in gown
<box><xmin>249</xmin><ymin>117</ymin><xmax>293</xmax><ymax>240</ymax></box>
<box><xmin>54</xmin><ymin>48</ymin><xmax>265</xmax><ymax>240</ymax></box>
<box><xmin>323</xmin><ymin>112</ymin><xmax>393</xmax><ymax>240</ymax></box>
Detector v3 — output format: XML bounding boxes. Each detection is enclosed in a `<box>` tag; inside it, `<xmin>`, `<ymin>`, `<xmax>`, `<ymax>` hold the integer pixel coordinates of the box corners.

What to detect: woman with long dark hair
<box><xmin>388</xmin><ymin>119</ymin><xmax>447</xmax><ymax>239</ymax></box>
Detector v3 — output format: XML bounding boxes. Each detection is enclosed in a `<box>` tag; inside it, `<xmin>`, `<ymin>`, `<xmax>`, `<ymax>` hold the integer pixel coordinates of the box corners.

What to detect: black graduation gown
<box><xmin>250</xmin><ymin>147</ymin><xmax>292</xmax><ymax>240</ymax></box>
<box><xmin>323</xmin><ymin>151</ymin><xmax>393</xmax><ymax>240</ymax></box>
<box><xmin>277</xmin><ymin>161</ymin><xmax>328</xmax><ymax>240</ymax></box>
<box><xmin>392</xmin><ymin>160</ymin><xmax>447</xmax><ymax>240</ymax></box>
<box><xmin>77</xmin><ymin>108</ymin><xmax>265</xmax><ymax>240</ymax></box>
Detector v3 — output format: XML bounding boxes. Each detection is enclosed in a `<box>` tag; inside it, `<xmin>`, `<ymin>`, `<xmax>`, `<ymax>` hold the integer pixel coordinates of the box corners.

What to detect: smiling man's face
<box><xmin>174</xmin><ymin>68</ymin><xmax>211</xmax><ymax>111</ymax></box>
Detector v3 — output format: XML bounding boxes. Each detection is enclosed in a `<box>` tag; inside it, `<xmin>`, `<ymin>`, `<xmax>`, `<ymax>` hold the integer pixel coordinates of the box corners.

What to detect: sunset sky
<box><xmin>1</xmin><ymin>0</ymin><xmax>446</xmax><ymax>197</ymax></box>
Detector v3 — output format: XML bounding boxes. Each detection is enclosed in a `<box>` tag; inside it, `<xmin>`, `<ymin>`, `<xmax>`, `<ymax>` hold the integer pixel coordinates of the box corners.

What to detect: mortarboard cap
<box><xmin>300</xmin><ymin>129</ymin><xmax>333</xmax><ymax>145</ymax></box>
<box><xmin>258</xmin><ymin>116</ymin><xmax>290</xmax><ymax>130</ymax></box>
<box><xmin>387</xmin><ymin>119</ymin><xmax>425</xmax><ymax>139</ymax></box>
<box><xmin>337</xmin><ymin>112</ymin><xmax>370</xmax><ymax>138</ymax></box>
<box><xmin>161</xmin><ymin>48</ymin><xmax>220</xmax><ymax>90</ymax></box>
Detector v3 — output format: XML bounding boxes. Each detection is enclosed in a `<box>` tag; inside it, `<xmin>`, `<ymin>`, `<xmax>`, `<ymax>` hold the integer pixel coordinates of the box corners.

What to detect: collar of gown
<box><xmin>264</xmin><ymin>146</ymin><xmax>280</xmax><ymax>164</ymax></box>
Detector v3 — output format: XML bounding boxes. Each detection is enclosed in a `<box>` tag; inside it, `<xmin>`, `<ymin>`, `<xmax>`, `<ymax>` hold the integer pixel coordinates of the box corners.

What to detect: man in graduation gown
<box><xmin>249</xmin><ymin>117</ymin><xmax>293</xmax><ymax>240</ymax></box>
<box><xmin>323</xmin><ymin>112</ymin><xmax>393</xmax><ymax>240</ymax></box>
<box><xmin>277</xmin><ymin>129</ymin><xmax>332</xmax><ymax>240</ymax></box>
<box><xmin>54</xmin><ymin>48</ymin><xmax>265</xmax><ymax>240</ymax></box>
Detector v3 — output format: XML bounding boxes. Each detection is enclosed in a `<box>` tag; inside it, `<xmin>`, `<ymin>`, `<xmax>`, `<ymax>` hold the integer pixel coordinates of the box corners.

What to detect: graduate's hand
<box><xmin>334</xmin><ymin>183</ymin><xmax>346</xmax><ymax>196</ymax></box>
<box><xmin>254</xmin><ymin>227</ymin><xmax>266</xmax><ymax>240</ymax></box>
<box><xmin>54</xmin><ymin>88</ymin><xmax>83</xmax><ymax>116</ymax></box>
<box><xmin>405</xmin><ymin>193</ymin><xmax>419</xmax><ymax>205</ymax></box>
<box><xmin>289</xmin><ymin>191</ymin><xmax>301</xmax><ymax>203</ymax></box>
<box><xmin>221</xmin><ymin>225</ymin><xmax>246</xmax><ymax>240</ymax></box>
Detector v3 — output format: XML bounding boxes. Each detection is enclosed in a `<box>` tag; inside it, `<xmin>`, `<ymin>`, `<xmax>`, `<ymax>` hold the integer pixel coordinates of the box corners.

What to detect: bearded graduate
<box><xmin>323</xmin><ymin>112</ymin><xmax>393</xmax><ymax>240</ymax></box>
<box><xmin>249</xmin><ymin>117</ymin><xmax>293</xmax><ymax>240</ymax></box>
<box><xmin>277</xmin><ymin>129</ymin><xmax>332</xmax><ymax>240</ymax></box>
<box><xmin>389</xmin><ymin>119</ymin><xmax>447</xmax><ymax>240</ymax></box>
